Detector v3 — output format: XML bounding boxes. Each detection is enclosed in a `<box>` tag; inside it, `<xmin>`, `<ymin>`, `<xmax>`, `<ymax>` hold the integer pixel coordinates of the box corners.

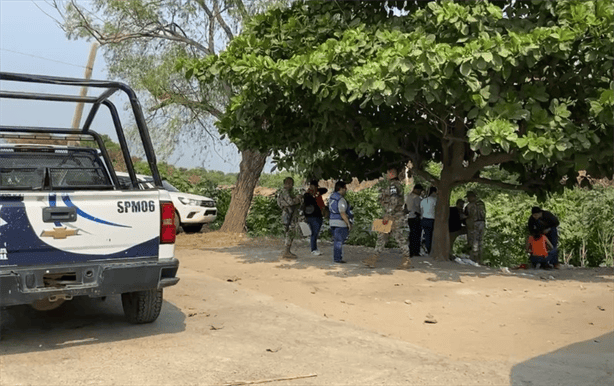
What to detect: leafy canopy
<box><xmin>182</xmin><ymin>0</ymin><xmax>613</xmax><ymax>190</ymax></box>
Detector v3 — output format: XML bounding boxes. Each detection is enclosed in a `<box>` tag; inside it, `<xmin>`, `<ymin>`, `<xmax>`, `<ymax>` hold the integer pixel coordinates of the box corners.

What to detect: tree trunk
<box><xmin>430</xmin><ymin>174</ymin><xmax>453</xmax><ymax>261</ymax></box>
<box><xmin>219</xmin><ymin>149</ymin><xmax>267</xmax><ymax>233</ymax></box>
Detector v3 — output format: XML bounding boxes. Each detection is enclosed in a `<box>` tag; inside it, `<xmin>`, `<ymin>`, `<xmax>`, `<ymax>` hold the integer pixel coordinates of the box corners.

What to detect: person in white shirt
<box><xmin>419</xmin><ymin>186</ymin><xmax>437</xmax><ymax>255</ymax></box>
<box><xmin>404</xmin><ymin>184</ymin><xmax>423</xmax><ymax>257</ymax></box>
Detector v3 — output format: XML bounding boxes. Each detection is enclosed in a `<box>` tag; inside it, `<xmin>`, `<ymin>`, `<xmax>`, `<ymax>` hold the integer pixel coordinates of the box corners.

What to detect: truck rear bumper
<box><xmin>0</xmin><ymin>258</ymin><xmax>179</xmax><ymax>307</ymax></box>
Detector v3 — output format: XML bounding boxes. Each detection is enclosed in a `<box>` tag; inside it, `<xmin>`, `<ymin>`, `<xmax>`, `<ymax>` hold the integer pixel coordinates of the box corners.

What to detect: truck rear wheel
<box><xmin>121</xmin><ymin>289</ymin><xmax>163</xmax><ymax>324</ymax></box>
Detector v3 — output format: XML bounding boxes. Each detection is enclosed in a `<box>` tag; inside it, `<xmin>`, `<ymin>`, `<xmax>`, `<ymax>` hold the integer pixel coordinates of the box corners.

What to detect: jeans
<box><xmin>530</xmin><ymin>254</ymin><xmax>558</xmax><ymax>267</ymax></box>
<box><xmin>306</xmin><ymin>216</ymin><xmax>323</xmax><ymax>252</ymax></box>
<box><xmin>331</xmin><ymin>226</ymin><xmax>349</xmax><ymax>262</ymax></box>
<box><xmin>408</xmin><ymin>217</ymin><xmax>422</xmax><ymax>257</ymax></box>
<box><xmin>421</xmin><ymin>218</ymin><xmax>435</xmax><ymax>254</ymax></box>
<box><xmin>546</xmin><ymin>227</ymin><xmax>559</xmax><ymax>264</ymax></box>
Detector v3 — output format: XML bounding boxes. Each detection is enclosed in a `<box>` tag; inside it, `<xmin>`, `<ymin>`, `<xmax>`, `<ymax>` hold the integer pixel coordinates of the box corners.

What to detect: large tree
<box><xmin>183</xmin><ymin>0</ymin><xmax>614</xmax><ymax>259</ymax></box>
<box><xmin>53</xmin><ymin>0</ymin><xmax>288</xmax><ymax>233</ymax></box>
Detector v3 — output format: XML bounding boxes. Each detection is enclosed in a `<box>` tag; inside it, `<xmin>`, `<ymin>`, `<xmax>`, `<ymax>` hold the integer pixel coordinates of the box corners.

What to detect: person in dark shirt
<box><xmin>303</xmin><ymin>180</ymin><xmax>325</xmax><ymax>256</ymax></box>
<box><xmin>528</xmin><ymin>206</ymin><xmax>560</xmax><ymax>267</ymax></box>
<box><xmin>449</xmin><ymin>199</ymin><xmax>467</xmax><ymax>260</ymax></box>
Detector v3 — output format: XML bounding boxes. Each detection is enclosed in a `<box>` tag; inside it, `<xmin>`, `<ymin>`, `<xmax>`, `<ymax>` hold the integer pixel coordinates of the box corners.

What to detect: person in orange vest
<box><xmin>525</xmin><ymin>231</ymin><xmax>555</xmax><ymax>269</ymax></box>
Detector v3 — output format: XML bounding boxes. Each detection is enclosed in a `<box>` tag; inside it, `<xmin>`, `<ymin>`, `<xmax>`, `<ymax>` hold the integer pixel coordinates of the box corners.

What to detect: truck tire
<box><xmin>182</xmin><ymin>224</ymin><xmax>203</xmax><ymax>233</ymax></box>
<box><xmin>121</xmin><ymin>289</ymin><xmax>163</xmax><ymax>324</ymax></box>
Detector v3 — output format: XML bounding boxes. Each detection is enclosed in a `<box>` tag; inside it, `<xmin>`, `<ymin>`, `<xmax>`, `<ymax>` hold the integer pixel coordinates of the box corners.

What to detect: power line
<box><xmin>0</xmin><ymin>48</ymin><xmax>87</xmax><ymax>69</ymax></box>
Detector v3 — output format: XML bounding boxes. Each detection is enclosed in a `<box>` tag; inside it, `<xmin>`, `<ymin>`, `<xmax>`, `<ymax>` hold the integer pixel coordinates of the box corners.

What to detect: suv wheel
<box><xmin>182</xmin><ymin>224</ymin><xmax>203</xmax><ymax>233</ymax></box>
<box><xmin>121</xmin><ymin>289</ymin><xmax>163</xmax><ymax>324</ymax></box>
<box><xmin>174</xmin><ymin>212</ymin><xmax>182</xmax><ymax>234</ymax></box>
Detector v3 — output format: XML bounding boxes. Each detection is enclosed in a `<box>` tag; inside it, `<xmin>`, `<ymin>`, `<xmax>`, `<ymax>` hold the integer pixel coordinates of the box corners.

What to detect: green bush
<box><xmin>479</xmin><ymin>192</ymin><xmax>534</xmax><ymax>267</ymax></box>
<box><xmin>344</xmin><ymin>188</ymin><xmax>380</xmax><ymax>247</ymax></box>
<box><xmin>208</xmin><ymin>188</ymin><xmax>232</xmax><ymax>230</ymax></box>
<box><xmin>258</xmin><ymin>173</ymin><xmax>305</xmax><ymax>189</ymax></box>
<box><xmin>472</xmin><ymin>186</ymin><xmax>614</xmax><ymax>267</ymax></box>
<box><xmin>246</xmin><ymin>193</ymin><xmax>284</xmax><ymax>236</ymax></box>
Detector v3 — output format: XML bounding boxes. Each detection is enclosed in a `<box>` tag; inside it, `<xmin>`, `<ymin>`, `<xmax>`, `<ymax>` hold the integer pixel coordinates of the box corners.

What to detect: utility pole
<box><xmin>71</xmin><ymin>42</ymin><xmax>99</xmax><ymax>130</ymax></box>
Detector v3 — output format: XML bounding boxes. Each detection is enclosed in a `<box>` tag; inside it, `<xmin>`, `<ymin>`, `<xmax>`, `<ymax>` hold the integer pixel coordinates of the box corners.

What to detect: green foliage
<box><xmin>258</xmin><ymin>172</ymin><xmax>305</xmax><ymax>189</ymax></box>
<box><xmin>463</xmin><ymin>186</ymin><xmax>614</xmax><ymax>268</ymax></box>
<box><xmin>246</xmin><ymin>194</ymin><xmax>284</xmax><ymax>236</ymax></box>
<box><xmin>209</xmin><ymin>188</ymin><xmax>232</xmax><ymax>230</ymax></box>
<box><xmin>184</xmin><ymin>0</ymin><xmax>613</xmax><ymax>189</ymax></box>
<box><xmin>344</xmin><ymin>189</ymin><xmax>381</xmax><ymax>247</ymax></box>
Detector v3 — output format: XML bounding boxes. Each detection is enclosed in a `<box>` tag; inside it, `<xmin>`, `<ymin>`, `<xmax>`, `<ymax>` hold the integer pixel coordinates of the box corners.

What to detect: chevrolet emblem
<box><xmin>41</xmin><ymin>227</ymin><xmax>79</xmax><ymax>239</ymax></box>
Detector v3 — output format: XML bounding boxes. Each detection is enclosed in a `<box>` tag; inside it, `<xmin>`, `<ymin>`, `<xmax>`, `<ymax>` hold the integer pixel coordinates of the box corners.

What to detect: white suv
<box><xmin>116</xmin><ymin>172</ymin><xmax>217</xmax><ymax>233</ymax></box>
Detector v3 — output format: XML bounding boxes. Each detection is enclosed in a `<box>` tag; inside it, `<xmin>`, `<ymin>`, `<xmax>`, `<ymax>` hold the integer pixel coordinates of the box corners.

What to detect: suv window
<box><xmin>142</xmin><ymin>177</ymin><xmax>179</xmax><ymax>192</ymax></box>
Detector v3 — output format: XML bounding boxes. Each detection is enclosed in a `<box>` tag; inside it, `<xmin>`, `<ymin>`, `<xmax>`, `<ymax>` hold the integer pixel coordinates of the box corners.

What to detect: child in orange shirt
<box><xmin>526</xmin><ymin>231</ymin><xmax>554</xmax><ymax>269</ymax></box>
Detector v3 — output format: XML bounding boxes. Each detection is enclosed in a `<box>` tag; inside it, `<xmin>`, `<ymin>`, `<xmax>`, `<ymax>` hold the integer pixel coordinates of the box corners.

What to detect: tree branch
<box><xmin>194</xmin><ymin>0</ymin><xmax>216</xmax><ymax>52</ymax></box>
<box><xmin>67</xmin><ymin>0</ymin><xmax>212</xmax><ymax>54</ymax></box>
<box><xmin>464</xmin><ymin>151</ymin><xmax>516</xmax><ymax>178</ymax></box>
<box><xmin>213</xmin><ymin>0</ymin><xmax>235</xmax><ymax>40</ymax></box>
<box><xmin>151</xmin><ymin>92</ymin><xmax>223</xmax><ymax>119</ymax></box>
<box><xmin>410</xmin><ymin>167</ymin><xmax>439</xmax><ymax>185</ymax></box>
<box><xmin>414</xmin><ymin>102</ymin><xmax>447</xmax><ymax>137</ymax></box>
<box><xmin>231</xmin><ymin>0</ymin><xmax>249</xmax><ymax>20</ymax></box>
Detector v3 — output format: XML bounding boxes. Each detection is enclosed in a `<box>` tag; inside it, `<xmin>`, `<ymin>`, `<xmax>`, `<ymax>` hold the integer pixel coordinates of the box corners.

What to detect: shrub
<box><xmin>208</xmin><ymin>188</ymin><xmax>232</xmax><ymax>230</ymax></box>
<box><xmin>246</xmin><ymin>193</ymin><xmax>284</xmax><ymax>236</ymax></box>
<box><xmin>344</xmin><ymin>188</ymin><xmax>380</xmax><ymax>247</ymax></box>
<box><xmin>258</xmin><ymin>173</ymin><xmax>305</xmax><ymax>189</ymax></box>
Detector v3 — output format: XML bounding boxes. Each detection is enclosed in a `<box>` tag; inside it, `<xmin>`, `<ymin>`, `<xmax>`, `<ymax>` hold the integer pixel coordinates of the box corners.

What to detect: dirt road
<box><xmin>1</xmin><ymin>232</ymin><xmax>612</xmax><ymax>385</ymax></box>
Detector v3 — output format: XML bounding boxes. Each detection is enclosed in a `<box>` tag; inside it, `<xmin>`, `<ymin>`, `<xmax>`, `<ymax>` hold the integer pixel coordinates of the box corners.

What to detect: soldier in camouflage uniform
<box><xmin>364</xmin><ymin>168</ymin><xmax>411</xmax><ymax>269</ymax></box>
<box><xmin>464</xmin><ymin>191</ymin><xmax>486</xmax><ymax>264</ymax></box>
<box><xmin>277</xmin><ymin>177</ymin><xmax>303</xmax><ymax>259</ymax></box>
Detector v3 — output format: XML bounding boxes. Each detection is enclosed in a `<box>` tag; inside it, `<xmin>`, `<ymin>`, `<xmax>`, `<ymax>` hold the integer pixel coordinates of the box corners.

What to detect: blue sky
<box><xmin>0</xmin><ymin>0</ymin><xmax>244</xmax><ymax>173</ymax></box>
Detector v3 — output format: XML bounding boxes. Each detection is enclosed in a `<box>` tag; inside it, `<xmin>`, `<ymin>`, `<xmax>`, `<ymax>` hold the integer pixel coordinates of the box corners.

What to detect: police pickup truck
<box><xmin>0</xmin><ymin>73</ymin><xmax>179</xmax><ymax>336</ymax></box>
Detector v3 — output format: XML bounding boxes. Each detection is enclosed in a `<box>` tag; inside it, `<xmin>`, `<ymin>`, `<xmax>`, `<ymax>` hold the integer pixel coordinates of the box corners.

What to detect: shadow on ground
<box><xmin>510</xmin><ymin>331</ymin><xmax>614</xmax><ymax>385</ymax></box>
<box><xmin>0</xmin><ymin>295</ymin><xmax>185</xmax><ymax>354</ymax></box>
<box><xmin>195</xmin><ymin>237</ymin><xmax>614</xmax><ymax>284</ymax></box>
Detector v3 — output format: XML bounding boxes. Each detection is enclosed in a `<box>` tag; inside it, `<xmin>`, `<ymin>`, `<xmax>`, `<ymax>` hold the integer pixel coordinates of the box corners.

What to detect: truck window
<box><xmin>0</xmin><ymin>148</ymin><xmax>112</xmax><ymax>190</ymax></box>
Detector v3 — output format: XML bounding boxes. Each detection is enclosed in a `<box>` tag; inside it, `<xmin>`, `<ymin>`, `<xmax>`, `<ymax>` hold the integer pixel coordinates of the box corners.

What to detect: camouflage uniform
<box><xmin>278</xmin><ymin>187</ymin><xmax>302</xmax><ymax>248</ymax></box>
<box><xmin>465</xmin><ymin>199</ymin><xmax>486</xmax><ymax>264</ymax></box>
<box><xmin>366</xmin><ymin>178</ymin><xmax>410</xmax><ymax>269</ymax></box>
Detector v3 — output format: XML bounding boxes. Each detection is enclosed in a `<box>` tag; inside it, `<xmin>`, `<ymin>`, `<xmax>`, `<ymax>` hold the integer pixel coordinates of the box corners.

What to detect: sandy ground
<box><xmin>1</xmin><ymin>231</ymin><xmax>613</xmax><ymax>385</ymax></box>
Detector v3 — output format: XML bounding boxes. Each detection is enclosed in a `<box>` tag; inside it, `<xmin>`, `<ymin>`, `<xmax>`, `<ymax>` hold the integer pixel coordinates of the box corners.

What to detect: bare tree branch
<box><xmin>231</xmin><ymin>0</ymin><xmax>249</xmax><ymax>20</ymax></box>
<box><xmin>66</xmin><ymin>0</ymin><xmax>212</xmax><ymax>54</ymax></box>
<box><xmin>213</xmin><ymin>0</ymin><xmax>235</xmax><ymax>40</ymax></box>
<box><xmin>194</xmin><ymin>0</ymin><xmax>216</xmax><ymax>52</ymax></box>
<box><xmin>151</xmin><ymin>92</ymin><xmax>223</xmax><ymax>119</ymax></box>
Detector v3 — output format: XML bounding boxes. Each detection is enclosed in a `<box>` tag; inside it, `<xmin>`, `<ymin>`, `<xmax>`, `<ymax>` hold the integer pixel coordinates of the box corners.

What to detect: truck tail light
<box><xmin>160</xmin><ymin>201</ymin><xmax>176</xmax><ymax>244</ymax></box>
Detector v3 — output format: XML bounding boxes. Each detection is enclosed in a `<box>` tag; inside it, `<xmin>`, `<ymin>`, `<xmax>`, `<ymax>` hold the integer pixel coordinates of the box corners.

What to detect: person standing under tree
<box><xmin>404</xmin><ymin>184</ymin><xmax>423</xmax><ymax>258</ymax></box>
<box><xmin>420</xmin><ymin>186</ymin><xmax>438</xmax><ymax>255</ymax></box>
<box><xmin>449</xmin><ymin>198</ymin><xmax>467</xmax><ymax>260</ymax></box>
<box><xmin>465</xmin><ymin>191</ymin><xmax>486</xmax><ymax>264</ymax></box>
<box><xmin>364</xmin><ymin>167</ymin><xmax>411</xmax><ymax>269</ymax></box>
<box><xmin>277</xmin><ymin>177</ymin><xmax>303</xmax><ymax>259</ymax></box>
<box><xmin>303</xmin><ymin>180</ymin><xmax>325</xmax><ymax>256</ymax></box>
<box><xmin>328</xmin><ymin>181</ymin><xmax>353</xmax><ymax>264</ymax></box>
